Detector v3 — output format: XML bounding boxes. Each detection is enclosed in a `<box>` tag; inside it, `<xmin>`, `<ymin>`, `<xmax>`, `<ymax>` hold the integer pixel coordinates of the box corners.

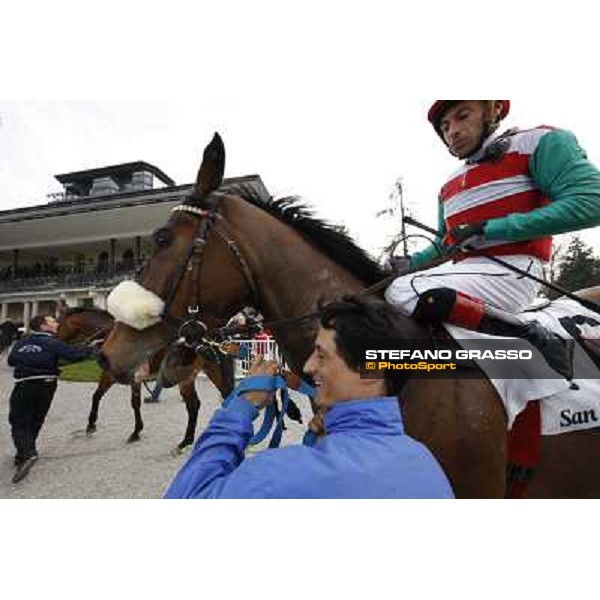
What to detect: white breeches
<box><xmin>384</xmin><ymin>255</ymin><xmax>546</xmax><ymax>316</ymax></box>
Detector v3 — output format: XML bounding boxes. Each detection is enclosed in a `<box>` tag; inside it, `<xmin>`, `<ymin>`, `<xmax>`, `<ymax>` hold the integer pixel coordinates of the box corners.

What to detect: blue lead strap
<box><xmin>295</xmin><ymin>379</ymin><xmax>317</xmax><ymax>446</ymax></box>
<box><xmin>150</xmin><ymin>382</ymin><xmax>163</xmax><ymax>402</ymax></box>
<box><xmin>302</xmin><ymin>430</ymin><xmax>318</xmax><ymax>447</ymax></box>
<box><xmin>223</xmin><ymin>376</ymin><xmax>279</xmax><ymax>446</ymax></box>
<box><xmin>267</xmin><ymin>375</ymin><xmax>289</xmax><ymax>448</ymax></box>
<box><xmin>223</xmin><ymin>374</ymin><xmax>316</xmax><ymax>448</ymax></box>
<box><xmin>296</xmin><ymin>379</ymin><xmax>315</xmax><ymax>397</ymax></box>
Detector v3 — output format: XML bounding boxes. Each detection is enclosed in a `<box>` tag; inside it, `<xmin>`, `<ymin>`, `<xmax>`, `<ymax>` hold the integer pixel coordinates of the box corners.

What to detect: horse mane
<box><xmin>201</xmin><ymin>183</ymin><xmax>388</xmax><ymax>286</ymax></box>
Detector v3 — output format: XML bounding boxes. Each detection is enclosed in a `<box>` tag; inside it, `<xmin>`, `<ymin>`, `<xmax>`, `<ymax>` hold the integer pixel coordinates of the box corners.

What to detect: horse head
<box><xmin>100</xmin><ymin>133</ymin><xmax>256</xmax><ymax>382</ymax></box>
<box><xmin>57</xmin><ymin>306</ymin><xmax>114</xmax><ymax>345</ymax></box>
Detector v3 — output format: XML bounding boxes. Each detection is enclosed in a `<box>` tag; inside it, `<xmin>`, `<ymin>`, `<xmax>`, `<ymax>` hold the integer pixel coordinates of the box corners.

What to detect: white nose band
<box><xmin>107</xmin><ymin>280</ymin><xmax>166</xmax><ymax>331</ymax></box>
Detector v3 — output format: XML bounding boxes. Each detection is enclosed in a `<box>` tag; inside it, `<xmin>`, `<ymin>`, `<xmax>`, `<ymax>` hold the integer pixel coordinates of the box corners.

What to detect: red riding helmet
<box><xmin>428</xmin><ymin>100</ymin><xmax>510</xmax><ymax>138</ymax></box>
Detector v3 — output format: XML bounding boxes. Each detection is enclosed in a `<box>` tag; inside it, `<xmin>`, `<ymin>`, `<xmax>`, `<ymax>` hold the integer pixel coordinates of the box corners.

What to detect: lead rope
<box><xmin>221</xmin><ymin>374</ymin><xmax>316</xmax><ymax>448</ymax></box>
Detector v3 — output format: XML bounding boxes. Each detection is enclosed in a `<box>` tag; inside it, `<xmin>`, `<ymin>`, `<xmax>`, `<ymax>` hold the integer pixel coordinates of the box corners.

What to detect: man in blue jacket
<box><xmin>7</xmin><ymin>314</ymin><xmax>97</xmax><ymax>483</ymax></box>
<box><xmin>164</xmin><ymin>299</ymin><xmax>454</xmax><ymax>499</ymax></box>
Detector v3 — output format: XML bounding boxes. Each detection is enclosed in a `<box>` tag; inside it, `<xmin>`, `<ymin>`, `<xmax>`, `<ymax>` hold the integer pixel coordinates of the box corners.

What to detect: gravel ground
<box><xmin>0</xmin><ymin>358</ymin><xmax>311</xmax><ymax>498</ymax></box>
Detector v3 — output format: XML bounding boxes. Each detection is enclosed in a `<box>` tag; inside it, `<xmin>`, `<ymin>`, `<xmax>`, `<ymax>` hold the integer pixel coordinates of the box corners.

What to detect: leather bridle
<box><xmin>147</xmin><ymin>201</ymin><xmax>260</xmax><ymax>352</ymax></box>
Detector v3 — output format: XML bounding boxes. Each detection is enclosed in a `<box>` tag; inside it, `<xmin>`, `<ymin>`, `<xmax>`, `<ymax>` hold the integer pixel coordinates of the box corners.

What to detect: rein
<box><xmin>404</xmin><ymin>215</ymin><xmax>600</xmax><ymax>316</ymax></box>
<box><xmin>67</xmin><ymin>326</ymin><xmax>108</xmax><ymax>347</ymax></box>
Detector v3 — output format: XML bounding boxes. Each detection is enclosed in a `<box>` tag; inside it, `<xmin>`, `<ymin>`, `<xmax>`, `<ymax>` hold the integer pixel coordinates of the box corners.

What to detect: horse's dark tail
<box><xmin>0</xmin><ymin>322</ymin><xmax>19</xmax><ymax>355</ymax></box>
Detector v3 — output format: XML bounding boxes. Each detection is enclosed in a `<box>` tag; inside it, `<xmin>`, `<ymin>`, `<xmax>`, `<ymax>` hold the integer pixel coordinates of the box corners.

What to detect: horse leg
<box><xmin>176</xmin><ymin>378</ymin><xmax>200</xmax><ymax>452</ymax></box>
<box><xmin>402</xmin><ymin>378</ymin><xmax>507</xmax><ymax>498</ymax></box>
<box><xmin>523</xmin><ymin>427</ymin><xmax>600</xmax><ymax>498</ymax></box>
<box><xmin>127</xmin><ymin>382</ymin><xmax>144</xmax><ymax>443</ymax></box>
<box><xmin>204</xmin><ymin>356</ymin><xmax>236</xmax><ymax>399</ymax></box>
<box><xmin>87</xmin><ymin>371</ymin><xmax>114</xmax><ymax>434</ymax></box>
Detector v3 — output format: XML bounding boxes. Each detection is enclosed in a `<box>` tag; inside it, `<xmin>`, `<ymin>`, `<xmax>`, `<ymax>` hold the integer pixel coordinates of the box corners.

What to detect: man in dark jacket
<box><xmin>7</xmin><ymin>314</ymin><xmax>97</xmax><ymax>483</ymax></box>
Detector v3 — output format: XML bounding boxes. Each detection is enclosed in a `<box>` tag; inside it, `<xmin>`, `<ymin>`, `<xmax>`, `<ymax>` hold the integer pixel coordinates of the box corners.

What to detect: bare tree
<box><xmin>376</xmin><ymin>177</ymin><xmax>414</xmax><ymax>262</ymax></box>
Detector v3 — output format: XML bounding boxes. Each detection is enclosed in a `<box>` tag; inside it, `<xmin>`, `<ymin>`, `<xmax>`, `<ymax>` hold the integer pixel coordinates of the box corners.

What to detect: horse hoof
<box><xmin>70</xmin><ymin>428</ymin><xmax>88</xmax><ymax>437</ymax></box>
<box><xmin>127</xmin><ymin>434</ymin><xmax>141</xmax><ymax>443</ymax></box>
<box><xmin>86</xmin><ymin>426</ymin><xmax>96</xmax><ymax>436</ymax></box>
<box><xmin>171</xmin><ymin>445</ymin><xmax>190</xmax><ymax>457</ymax></box>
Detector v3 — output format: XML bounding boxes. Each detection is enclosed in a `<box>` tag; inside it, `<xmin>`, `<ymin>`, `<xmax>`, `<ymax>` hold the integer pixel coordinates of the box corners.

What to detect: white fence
<box><xmin>234</xmin><ymin>338</ymin><xmax>283</xmax><ymax>377</ymax></box>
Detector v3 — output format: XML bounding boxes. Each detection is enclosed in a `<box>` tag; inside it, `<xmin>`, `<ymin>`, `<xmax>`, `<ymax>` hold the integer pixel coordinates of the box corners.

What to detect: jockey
<box><xmin>385</xmin><ymin>100</ymin><xmax>600</xmax><ymax>379</ymax></box>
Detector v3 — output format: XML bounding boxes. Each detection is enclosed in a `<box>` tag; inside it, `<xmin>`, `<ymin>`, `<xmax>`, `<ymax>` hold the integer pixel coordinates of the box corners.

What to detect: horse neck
<box><xmin>223</xmin><ymin>200</ymin><xmax>367</xmax><ymax>313</ymax></box>
<box><xmin>219</xmin><ymin>198</ymin><xmax>380</xmax><ymax>369</ymax></box>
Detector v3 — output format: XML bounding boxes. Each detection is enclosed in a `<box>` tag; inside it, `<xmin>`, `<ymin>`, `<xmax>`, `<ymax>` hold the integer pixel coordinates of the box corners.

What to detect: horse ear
<box><xmin>192</xmin><ymin>132</ymin><xmax>225</xmax><ymax>202</ymax></box>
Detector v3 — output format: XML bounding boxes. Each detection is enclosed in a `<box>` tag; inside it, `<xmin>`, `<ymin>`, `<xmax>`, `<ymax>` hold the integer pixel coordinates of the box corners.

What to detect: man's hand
<box><xmin>387</xmin><ymin>255</ymin><xmax>411</xmax><ymax>273</ymax></box>
<box><xmin>242</xmin><ymin>357</ymin><xmax>279</xmax><ymax>409</ymax></box>
<box><xmin>449</xmin><ymin>221</ymin><xmax>487</xmax><ymax>245</ymax></box>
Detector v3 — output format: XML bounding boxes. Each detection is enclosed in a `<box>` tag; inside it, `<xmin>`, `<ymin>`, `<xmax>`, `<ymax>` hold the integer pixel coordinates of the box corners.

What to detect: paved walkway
<box><xmin>0</xmin><ymin>358</ymin><xmax>311</xmax><ymax>498</ymax></box>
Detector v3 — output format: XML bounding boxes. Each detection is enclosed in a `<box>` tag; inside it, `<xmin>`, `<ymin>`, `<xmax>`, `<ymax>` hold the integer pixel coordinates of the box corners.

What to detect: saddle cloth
<box><xmin>445</xmin><ymin>298</ymin><xmax>600</xmax><ymax>435</ymax></box>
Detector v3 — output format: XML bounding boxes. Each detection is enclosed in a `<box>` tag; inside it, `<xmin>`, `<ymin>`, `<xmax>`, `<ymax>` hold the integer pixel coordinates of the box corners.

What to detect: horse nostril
<box><xmin>97</xmin><ymin>351</ymin><xmax>110</xmax><ymax>372</ymax></box>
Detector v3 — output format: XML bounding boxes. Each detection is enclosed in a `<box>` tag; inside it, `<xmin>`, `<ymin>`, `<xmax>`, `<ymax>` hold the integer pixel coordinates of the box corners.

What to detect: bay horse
<box><xmin>58</xmin><ymin>307</ymin><xmax>234</xmax><ymax>451</ymax></box>
<box><xmin>98</xmin><ymin>133</ymin><xmax>600</xmax><ymax>497</ymax></box>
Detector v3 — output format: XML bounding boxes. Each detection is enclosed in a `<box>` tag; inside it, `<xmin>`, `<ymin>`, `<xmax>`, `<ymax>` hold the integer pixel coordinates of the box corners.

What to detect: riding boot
<box><xmin>413</xmin><ymin>288</ymin><xmax>574</xmax><ymax>380</ymax></box>
<box><xmin>478</xmin><ymin>310</ymin><xmax>574</xmax><ymax>381</ymax></box>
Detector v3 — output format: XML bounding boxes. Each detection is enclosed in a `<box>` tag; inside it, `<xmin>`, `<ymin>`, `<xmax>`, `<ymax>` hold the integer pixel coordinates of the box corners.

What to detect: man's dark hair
<box><xmin>319</xmin><ymin>297</ymin><xmax>410</xmax><ymax>396</ymax></box>
<box><xmin>29</xmin><ymin>314</ymin><xmax>53</xmax><ymax>332</ymax></box>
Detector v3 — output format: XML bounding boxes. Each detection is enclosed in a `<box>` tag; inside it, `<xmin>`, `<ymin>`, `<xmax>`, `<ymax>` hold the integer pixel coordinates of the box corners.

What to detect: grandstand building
<box><xmin>0</xmin><ymin>161</ymin><xmax>268</xmax><ymax>327</ymax></box>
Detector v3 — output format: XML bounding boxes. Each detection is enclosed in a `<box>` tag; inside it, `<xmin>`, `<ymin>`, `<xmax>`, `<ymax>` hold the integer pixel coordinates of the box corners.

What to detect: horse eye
<box><xmin>154</xmin><ymin>228</ymin><xmax>173</xmax><ymax>248</ymax></box>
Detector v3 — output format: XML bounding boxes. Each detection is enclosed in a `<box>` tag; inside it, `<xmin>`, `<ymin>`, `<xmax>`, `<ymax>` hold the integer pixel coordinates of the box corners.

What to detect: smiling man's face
<box><xmin>303</xmin><ymin>326</ymin><xmax>385</xmax><ymax>408</ymax></box>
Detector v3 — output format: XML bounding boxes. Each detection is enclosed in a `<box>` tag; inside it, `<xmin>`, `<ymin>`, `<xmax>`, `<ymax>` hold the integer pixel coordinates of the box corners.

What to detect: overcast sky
<box><xmin>2</xmin><ymin>2</ymin><xmax>600</xmax><ymax>262</ymax></box>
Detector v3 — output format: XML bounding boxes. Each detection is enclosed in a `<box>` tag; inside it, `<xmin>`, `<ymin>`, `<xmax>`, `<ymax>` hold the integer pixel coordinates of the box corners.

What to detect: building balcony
<box><xmin>0</xmin><ymin>265</ymin><xmax>139</xmax><ymax>295</ymax></box>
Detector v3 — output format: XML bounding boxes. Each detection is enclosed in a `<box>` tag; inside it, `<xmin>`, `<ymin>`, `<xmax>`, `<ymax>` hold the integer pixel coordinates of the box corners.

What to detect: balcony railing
<box><xmin>0</xmin><ymin>267</ymin><xmax>138</xmax><ymax>294</ymax></box>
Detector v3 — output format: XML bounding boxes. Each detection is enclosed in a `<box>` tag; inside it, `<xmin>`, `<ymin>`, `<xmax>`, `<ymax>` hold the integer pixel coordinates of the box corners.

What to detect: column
<box><xmin>1</xmin><ymin>303</ymin><xmax>7</xmax><ymax>321</ymax></box>
<box><xmin>22</xmin><ymin>301</ymin><xmax>31</xmax><ymax>330</ymax></box>
<box><xmin>95</xmin><ymin>292</ymin><xmax>107</xmax><ymax>310</ymax></box>
<box><xmin>65</xmin><ymin>294</ymin><xmax>78</xmax><ymax>308</ymax></box>
<box><xmin>110</xmin><ymin>238</ymin><xmax>116</xmax><ymax>272</ymax></box>
<box><xmin>135</xmin><ymin>236</ymin><xmax>141</xmax><ymax>265</ymax></box>
<box><xmin>31</xmin><ymin>300</ymin><xmax>39</xmax><ymax>318</ymax></box>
